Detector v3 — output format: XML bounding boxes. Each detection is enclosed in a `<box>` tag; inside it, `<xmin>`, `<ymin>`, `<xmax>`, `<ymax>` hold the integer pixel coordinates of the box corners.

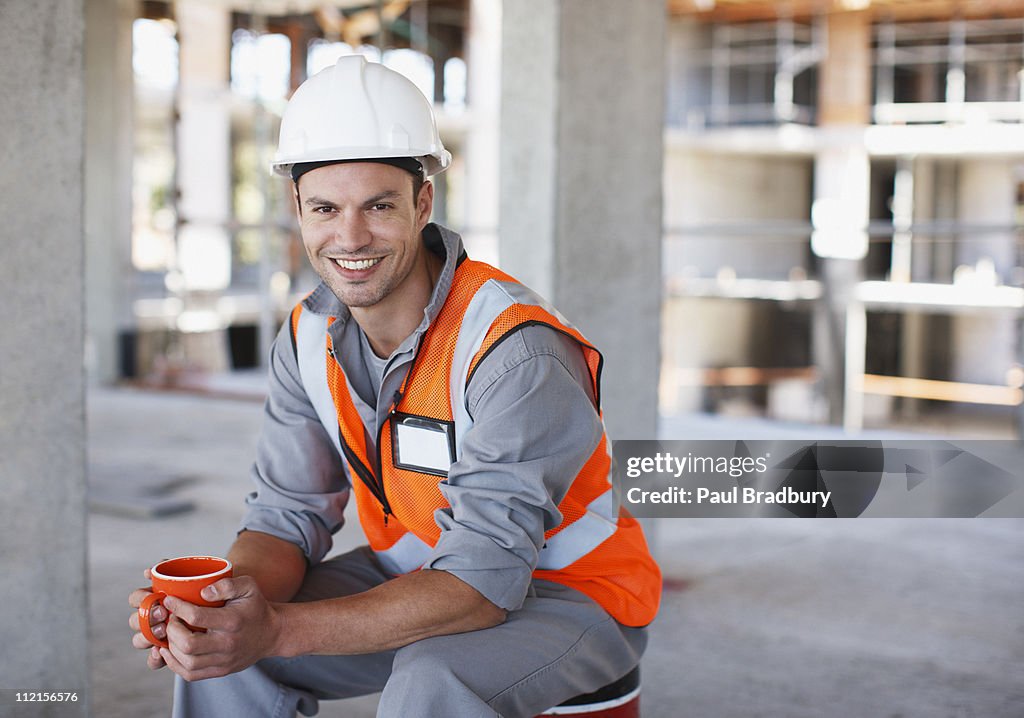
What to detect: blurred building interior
<box><xmin>6</xmin><ymin>2</ymin><xmax>1022</xmax><ymax>713</ymax></box>
<box><xmin>86</xmin><ymin>0</ymin><xmax>1024</xmax><ymax>437</ymax></box>
<box><xmin>664</xmin><ymin>0</ymin><xmax>1024</xmax><ymax>436</ymax></box>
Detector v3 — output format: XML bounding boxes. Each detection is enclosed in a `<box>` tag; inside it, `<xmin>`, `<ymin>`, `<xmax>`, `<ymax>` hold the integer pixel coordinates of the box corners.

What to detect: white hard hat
<box><xmin>271</xmin><ymin>55</ymin><xmax>451</xmax><ymax>178</ymax></box>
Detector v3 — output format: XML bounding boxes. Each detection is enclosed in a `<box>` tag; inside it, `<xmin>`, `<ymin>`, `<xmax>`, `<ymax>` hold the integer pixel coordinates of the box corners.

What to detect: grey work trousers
<box><xmin>172</xmin><ymin>547</ymin><xmax>647</xmax><ymax>718</ymax></box>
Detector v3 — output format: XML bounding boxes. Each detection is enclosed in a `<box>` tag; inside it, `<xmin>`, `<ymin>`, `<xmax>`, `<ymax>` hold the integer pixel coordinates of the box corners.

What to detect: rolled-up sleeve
<box><xmin>423</xmin><ymin>326</ymin><xmax>602</xmax><ymax>611</ymax></box>
<box><xmin>239</xmin><ymin>318</ymin><xmax>350</xmax><ymax>565</ymax></box>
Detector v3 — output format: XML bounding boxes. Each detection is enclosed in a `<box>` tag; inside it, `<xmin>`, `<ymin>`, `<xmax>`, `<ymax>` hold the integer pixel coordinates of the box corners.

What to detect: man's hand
<box><xmin>128</xmin><ymin>569</ymin><xmax>168</xmax><ymax>671</ymax></box>
<box><xmin>156</xmin><ymin>576</ymin><xmax>283</xmax><ymax>682</ymax></box>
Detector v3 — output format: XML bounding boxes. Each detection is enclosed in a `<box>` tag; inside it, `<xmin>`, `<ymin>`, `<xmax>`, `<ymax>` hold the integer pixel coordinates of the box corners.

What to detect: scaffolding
<box><xmin>675</xmin><ymin>14</ymin><xmax>1024</xmax><ymax>129</ymax></box>
<box><xmin>873</xmin><ymin>16</ymin><xmax>1024</xmax><ymax>124</ymax></box>
<box><xmin>690</xmin><ymin>17</ymin><xmax>824</xmax><ymax>127</ymax></box>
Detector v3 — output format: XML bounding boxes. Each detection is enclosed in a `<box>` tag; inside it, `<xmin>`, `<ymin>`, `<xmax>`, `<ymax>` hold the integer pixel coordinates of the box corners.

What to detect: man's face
<box><xmin>296</xmin><ymin>162</ymin><xmax>432</xmax><ymax>309</ymax></box>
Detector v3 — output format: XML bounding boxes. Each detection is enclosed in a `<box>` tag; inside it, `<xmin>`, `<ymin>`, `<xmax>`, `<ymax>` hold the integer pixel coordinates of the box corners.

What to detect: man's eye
<box><xmin>313</xmin><ymin>206</ymin><xmax>334</xmax><ymax>214</ymax></box>
<box><xmin>371</xmin><ymin>203</ymin><xmax>392</xmax><ymax>211</ymax></box>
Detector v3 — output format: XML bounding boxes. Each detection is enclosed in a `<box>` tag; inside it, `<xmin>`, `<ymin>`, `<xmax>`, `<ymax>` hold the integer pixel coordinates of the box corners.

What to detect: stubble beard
<box><xmin>322</xmin><ymin>266</ymin><xmax>388</xmax><ymax>309</ymax></box>
<box><xmin>318</xmin><ymin>254</ymin><xmax>417</xmax><ymax>310</ymax></box>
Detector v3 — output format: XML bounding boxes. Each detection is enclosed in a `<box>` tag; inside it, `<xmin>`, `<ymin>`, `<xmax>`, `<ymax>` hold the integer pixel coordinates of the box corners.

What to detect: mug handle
<box><xmin>138</xmin><ymin>592</ymin><xmax>169</xmax><ymax>649</ymax></box>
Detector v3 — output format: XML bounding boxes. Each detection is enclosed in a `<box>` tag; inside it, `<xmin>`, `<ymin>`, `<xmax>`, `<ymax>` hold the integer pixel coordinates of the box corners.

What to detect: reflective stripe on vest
<box><xmin>537</xmin><ymin>487</ymin><xmax>616</xmax><ymax>570</ymax></box>
<box><xmin>294</xmin><ymin>308</ymin><xmax>343</xmax><ymax>458</ymax></box>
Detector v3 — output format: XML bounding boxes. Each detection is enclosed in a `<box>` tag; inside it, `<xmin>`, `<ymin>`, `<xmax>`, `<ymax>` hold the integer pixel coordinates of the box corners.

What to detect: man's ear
<box><xmin>416</xmin><ymin>180</ymin><xmax>434</xmax><ymax>228</ymax></box>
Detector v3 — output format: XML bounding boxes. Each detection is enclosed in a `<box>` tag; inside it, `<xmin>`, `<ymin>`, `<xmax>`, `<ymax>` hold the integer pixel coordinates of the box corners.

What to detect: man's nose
<box><xmin>334</xmin><ymin>211</ymin><xmax>372</xmax><ymax>252</ymax></box>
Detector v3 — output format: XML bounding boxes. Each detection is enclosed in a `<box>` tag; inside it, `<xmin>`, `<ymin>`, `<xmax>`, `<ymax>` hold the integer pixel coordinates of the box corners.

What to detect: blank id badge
<box><xmin>391</xmin><ymin>412</ymin><xmax>457</xmax><ymax>477</ymax></box>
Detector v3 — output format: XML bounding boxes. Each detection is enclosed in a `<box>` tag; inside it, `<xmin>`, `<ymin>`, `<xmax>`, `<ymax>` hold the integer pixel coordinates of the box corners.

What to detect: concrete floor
<box><xmin>88</xmin><ymin>386</ymin><xmax>1024</xmax><ymax>717</ymax></box>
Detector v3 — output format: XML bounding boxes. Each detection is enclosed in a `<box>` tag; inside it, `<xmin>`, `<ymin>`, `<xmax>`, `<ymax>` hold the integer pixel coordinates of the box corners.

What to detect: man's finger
<box><xmin>128</xmin><ymin>587</ymin><xmax>152</xmax><ymax>609</ymax></box>
<box><xmin>146</xmin><ymin>646</ymin><xmax>166</xmax><ymax>671</ymax></box>
<box><xmin>162</xmin><ymin>597</ymin><xmax>214</xmax><ymax>630</ymax></box>
<box><xmin>159</xmin><ymin>647</ymin><xmax>191</xmax><ymax>679</ymax></box>
<box><xmin>165</xmin><ymin>614</ymin><xmax>221</xmax><ymax>657</ymax></box>
<box><xmin>200</xmin><ymin>576</ymin><xmax>256</xmax><ymax>604</ymax></box>
<box><xmin>129</xmin><ymin>605</ymin><xmax>167</xmax><ymax>632</ymax></box>
<box><xmin>131</xmin><ymin>621</ymin><xmax>167</xmax><ymax>650</ymax></box>
<box><xmin>159</xmin><ymin>647</ymin><xmax>227</xmax><ymax>683</ymax></box>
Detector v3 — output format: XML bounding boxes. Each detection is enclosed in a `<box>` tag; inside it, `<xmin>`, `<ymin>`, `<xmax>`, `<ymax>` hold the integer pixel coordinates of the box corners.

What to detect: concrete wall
<box><xmin>499</xmin><ymin>0</ymin><xmax>665</xmax><ymax>441</ymax></box>
<box><xmin>661</xmin><ymin>151</ymin><xmax>812</xmax><ymax>414</ymax></box>
<box><xmin>0</xmin><ymin>0</ymin><xmax>90</xmax><ymax>713</ymax></box>
<box><xmin>664</xmin><ymin>151</ymin><xmax>812</xmax><ymax>279</ymax></box>
<box><xmin>955</xmin><ymin>159</ymin><xmax>1017</xmax><ymax>276</ymax></box>
<box><xmin>85</xmin><ymin>0</ymin><xmax>135</xmax><ymax>384</ymax></box>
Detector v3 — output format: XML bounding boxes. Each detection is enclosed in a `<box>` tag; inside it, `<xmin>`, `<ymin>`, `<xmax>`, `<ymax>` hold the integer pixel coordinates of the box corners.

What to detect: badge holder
<box><xmin>390</xmin><ymin>412</ymin><xmax>457</xmax><ymax>477</ymax></box>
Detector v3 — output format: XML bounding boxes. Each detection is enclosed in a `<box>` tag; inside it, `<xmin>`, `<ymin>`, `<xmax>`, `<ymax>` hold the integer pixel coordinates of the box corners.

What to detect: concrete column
<box><xmin>175</xmin><ymin>1</ymin><xmax>233</xmax><ymax>370</ymax></box>
<box><xmin>499</xmin><ymin>0</ymin><xmax>665</xmax><ymax>440</ymax></box>
<box><xmin>176</xmin><ymin>1</ymin><xmax>232</xmax><ymax>292</ymax></box>
<box><xmin>0</xmin><ymin>1</ymin><xmax>89</xmax><ymax>714</ymax></box>
<box><xmin>911</xmin><ymin>157</ymin><xmax>935</xmax><ymax>282</ymax></box>
<box><xmin>901</xmin><ymin>158</ymin><xmax>933</xmax><ymax>418</ymax></box>
<box><xmin>462</xmin><ymin>0</ymin><xmax>501</xmax><ymax>264</ymax></box>
<box><xmin>818</xmin><ymin>10</ymin><xmax>871</xmax><ymax>126</ymax></box>
<box><xmin>812</xmin><ymin>142</ymin><xmax>869</xmax><ymax>425</ymax></box>
<box><xmin>85</xmin><ymin>0</ymin><xmax>136</xmax><ymax>384</ymax></box>
<box><xmin>931</xmin><ymin>161</ymin><xmax>959</xmax><ymax>281</ymax></box>
<box><xmin>812</xmin><ymin>9</ymin><xmax>872</xmax><ymax>426</ymax></box>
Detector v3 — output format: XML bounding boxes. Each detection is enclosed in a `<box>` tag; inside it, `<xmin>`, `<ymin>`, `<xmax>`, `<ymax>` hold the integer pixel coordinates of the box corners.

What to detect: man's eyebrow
<box><xmin>303</xmin><ymin>196</ymin><xmax>337</xmax><ymax>207</ymax></box>
<box><xmin>302</xmin><ymin>190</ymin><xmax>404</xmax><ymax>207</ymax></box>
<box><xmin>364</xmin><ymin>190</ymin><xmax>403</xmax><ymax>204</ymax></box>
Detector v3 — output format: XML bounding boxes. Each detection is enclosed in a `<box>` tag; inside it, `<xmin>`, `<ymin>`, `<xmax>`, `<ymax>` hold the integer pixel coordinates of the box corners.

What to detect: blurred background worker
<box><xmin>129</xmin><ymin>55</ymin><xmax>661</xmax><ymax>718</ymax></box>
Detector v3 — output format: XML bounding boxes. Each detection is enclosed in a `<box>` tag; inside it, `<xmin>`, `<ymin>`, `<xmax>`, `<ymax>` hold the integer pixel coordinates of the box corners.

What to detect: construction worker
<box><xmin>129</xmin><ymin>55</ymin><xmax>661</xmax><ymax>717</ymax></box>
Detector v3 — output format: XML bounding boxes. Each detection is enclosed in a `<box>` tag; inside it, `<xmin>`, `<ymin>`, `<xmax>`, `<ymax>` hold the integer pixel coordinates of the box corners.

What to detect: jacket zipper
<box><xmin>374</xmin><ymin>389</ymin><xmax>405</xmax><ymax>526</ymax></box>
<box><xmin>328</xmin><ymin>341</ymin><xmax>393</xmax><ymax>523</ymax></box>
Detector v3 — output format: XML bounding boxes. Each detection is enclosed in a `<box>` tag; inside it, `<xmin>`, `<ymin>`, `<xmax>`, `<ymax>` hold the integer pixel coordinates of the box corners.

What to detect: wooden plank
<box><xmin>671</xmin><ymin>366</ymin><xmax>818</xmax><ymax>386</ymax></box>
<box><xmin>860</xmin><ymin>373</ymin><xmax>1023</xmax><ymax>405</ymax></box>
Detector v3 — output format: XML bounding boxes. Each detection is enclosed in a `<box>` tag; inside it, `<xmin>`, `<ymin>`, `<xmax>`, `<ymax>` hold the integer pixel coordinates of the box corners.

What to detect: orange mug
<box><xmin>138</xmin><ymin>555</ymin><xmax>232</xmax><ymax>649</ymax></box>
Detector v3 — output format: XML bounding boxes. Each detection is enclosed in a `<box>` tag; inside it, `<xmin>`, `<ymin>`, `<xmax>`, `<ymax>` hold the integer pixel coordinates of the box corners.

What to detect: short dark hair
<box><xmin>290</xmin><ymin>157</ymin><xmax>424</xmax><ymax>183</ymax></box>
<box><xmin>411</xmin><ymin>173</ymin><xmax>425</xmax><ymax>203</ymax></box>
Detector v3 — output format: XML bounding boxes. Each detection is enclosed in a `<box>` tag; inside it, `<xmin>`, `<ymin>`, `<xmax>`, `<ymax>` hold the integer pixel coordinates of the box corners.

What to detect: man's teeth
<box><xmin>334</xmin><ymin>258</ymin><xmax>381</xmax><ymax>270</ymax></box>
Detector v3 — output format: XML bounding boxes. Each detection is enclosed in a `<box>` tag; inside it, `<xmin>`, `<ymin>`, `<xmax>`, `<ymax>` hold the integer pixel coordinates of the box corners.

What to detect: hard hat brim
<box><xmin>271</xmin><ymin>147</ymin><xmax>451</xmax><ymax>178</ymax></box>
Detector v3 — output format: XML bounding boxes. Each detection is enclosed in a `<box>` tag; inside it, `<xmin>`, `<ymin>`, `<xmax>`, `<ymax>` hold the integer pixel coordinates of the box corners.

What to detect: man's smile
<box><xmin>331</xmin><ymin>257</ymin><xmax>384</xmax><ymax>271</ymax></box>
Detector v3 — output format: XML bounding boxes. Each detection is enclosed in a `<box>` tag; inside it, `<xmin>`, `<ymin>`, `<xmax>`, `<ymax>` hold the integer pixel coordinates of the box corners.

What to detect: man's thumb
<box><xmin>201</xmin><ymin>577</ymin><xmax>243</xmax><ymax>602</ymax></box>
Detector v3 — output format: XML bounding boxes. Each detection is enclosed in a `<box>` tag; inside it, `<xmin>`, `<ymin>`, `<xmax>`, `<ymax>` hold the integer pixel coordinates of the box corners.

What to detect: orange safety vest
<box><xmin>291</xmin><ymin>258</ymin><xmax>661</xmax><ymax>627</ymax></box>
